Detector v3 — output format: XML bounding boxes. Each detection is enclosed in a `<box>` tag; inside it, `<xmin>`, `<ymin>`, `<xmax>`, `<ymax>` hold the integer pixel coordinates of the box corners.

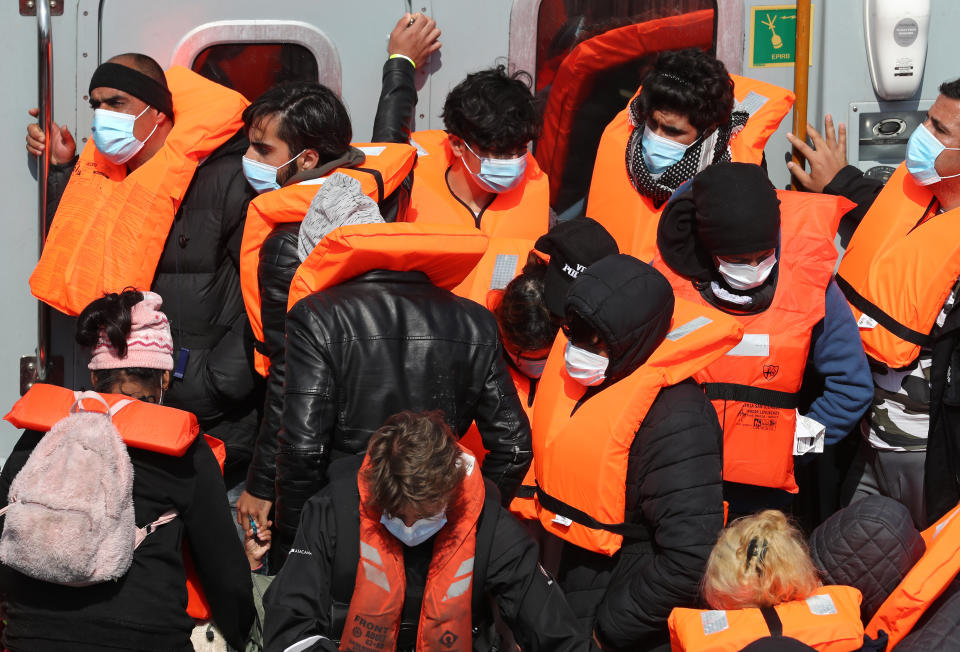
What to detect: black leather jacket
<box><xmin>274</xmin><ymin>270</ymin><xmax>532</xmax><ymax>559</ymax></box>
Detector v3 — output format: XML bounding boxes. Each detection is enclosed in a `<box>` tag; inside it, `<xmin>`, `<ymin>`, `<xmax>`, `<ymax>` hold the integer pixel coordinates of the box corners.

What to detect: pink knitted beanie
<box><xmin>88</xmin><ymin>291</ymin><xmax>174</xmax><ymax>370</ymax></box>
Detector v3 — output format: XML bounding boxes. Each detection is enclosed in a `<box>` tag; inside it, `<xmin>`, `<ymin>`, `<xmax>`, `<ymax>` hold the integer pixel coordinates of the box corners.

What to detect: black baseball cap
<box><xmin>535</xmin><ymin>217</ymin><xmax>618</xmax><ymax>319</ymax></box>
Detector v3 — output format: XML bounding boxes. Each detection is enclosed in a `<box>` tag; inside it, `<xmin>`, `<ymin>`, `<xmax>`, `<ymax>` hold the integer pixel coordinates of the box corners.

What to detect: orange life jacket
<box><xmin>4</xmin><ymin>383</ymin><xmax>222</xmax><ymax>620</ymax></box>
<box><xmin>531</xmin><ymin>299</ymin><xmax>743</xmax><ymax>555</ymax></box>
<box><xmin>836</xmin><ymin>163</ymin><xmax>960</xmax><ymax>368</ymax></box>
<box><xmin>866</xmin><ymin>501</ymin><xmax>960</xmax><ymax>648</ymax></box>
<box><xmin>654</xmin><ymin>192</ymin><xmax>852</xmax><ymax>493</ymax></box>
<box><xmin>287</xmin><ymin>222</ymin><xmax>489</xmax><ymax>311</ymax></box>
<box><xmin>239</xmin><ymin>143</ymin><xmax>417</xmax><ymax>375</ymax></box>
<box><xmin>535</xmin><ymin>9</ymin><xmax>715</xmax><ymax>206</ymax></box>
<box><xmin>29</xmin><ymin>67</ymin><xmax>249</xmax><ymax>316</ymax></box>
<box><xmin>457</xmin><ymin>289</ymin><xmax>540</xmax><ymax>521</ymax></box>
<box><xmin>668</xmin><ymin>585</ymin><xmax>864</xmax><ymax>652</ymax></box>
<box><xmin>405</xmin><ymin>130</ymin><xmax>550</xmax><ymax>239</ymax></box>
<box><xmin>585</xmin><ymin>76</ymin><xmax>795</xmax><ymax>261</ymax></box>
<box><xmin>339</xmin><ymin>444</ymin><xmax>483</xmax><ymax>652</ymax></box>
<box><xmin>452</xmin><ymin>237</ymin><xmax>535</xmax><ymax>304</ymax></box>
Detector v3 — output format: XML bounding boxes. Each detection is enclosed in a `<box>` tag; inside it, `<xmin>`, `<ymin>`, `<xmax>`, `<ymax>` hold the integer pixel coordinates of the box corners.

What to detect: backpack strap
<box><xmin>70</xmin><ymin>391</ymin><xmax>112</xmax><ymax>414</ymax></box>
<box><xmin>133</xmin><ymin>509</ymin><xmax>178</xmax><ymax>549</ymax></box>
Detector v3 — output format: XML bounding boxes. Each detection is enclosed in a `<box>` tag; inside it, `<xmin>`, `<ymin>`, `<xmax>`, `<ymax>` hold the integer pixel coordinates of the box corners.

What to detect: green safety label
<box><xmin>750</xmin><ymin>4</ymin><xmax>815</xmax><ymax>68</ymax></box>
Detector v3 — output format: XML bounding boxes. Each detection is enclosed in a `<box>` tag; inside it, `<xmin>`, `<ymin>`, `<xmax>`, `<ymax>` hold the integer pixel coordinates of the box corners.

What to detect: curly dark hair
<box><xmin>495</xmin><ymin>264</ymin><xmax>559</xmax><ymax>352</ymax></box>
<box><xmin>243</xmin><ymin>81</ymin><xmax>352</xmax><ymax>164</ymax></box>
<box><xmin>441</xmin><ymin>65</ymin><xmax>541</xmax><ymax>153</ymax></box>
<box><xmin>364</xmin><ymin>411</ymin><xmax>465</xmax><ymax>518</ymax></box>
<box><xmin>636</xmin><ymin>48</ymin><xmax>735</xmax><ymax>133</ymax></box>
<box><xmin>941</xmin><ymin>78</ymin><xmax>960</xmax><ymax>100</ymax></box>
<box><xmin>75</xmin><ymin>288</ymin><xmax>165</xmax><ymax>393</ymax></box>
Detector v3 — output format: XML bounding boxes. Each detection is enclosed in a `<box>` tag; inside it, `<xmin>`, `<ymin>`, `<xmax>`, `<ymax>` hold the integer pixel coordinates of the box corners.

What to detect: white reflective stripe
<box><xmin>666</xmin><ymin>316</ymin><xmax>713</xmax><ymax>341</ymax></box>
<box><xmin>725</xmin><ymin>333</ymin><xmax>770</xmax><ymax>357</ymax></box>
<box><xmin>459</xmin><ymin>452</ymin><xmax>476</xmax><ymax>477</ymax></box>
<box><xmin>490</xmin><ymin>254</ymin><xmax>519</xmax><ymax>290</ymax></box>
<box><xmin>357</xmin><ymin>145</ymin><xmax>386</xmax><ymax>157</ymax></box>
<box><xmin>454</xmin><ymin>557</ymin><xmax>474</xmax><ymax>578</ymax></box>
<box><xmin>806</xmin><ymin>593</ymin><xmax>838</xmax><ymax>616</ymax></box>
<box><xmin>734</xmin><ymin>90</ymin><xmax>770</xmax><ymax>116</ymax></box>
<box><xmin>857</xmin><ymin>313</ymin><xmax>879</xmax><ymax>330</ymax></box>
<box><xmin>360</xmin><ymin>541</ymin><xmax>382</xmax><ymax>566</ymax></box>
<box><xmin>445</xmin><ymin>576</ymin><xmax>472</xmax><ymax>599</ymax></box>
<box><xmin>284</xmin><ymin>635</ymin><xmax>331</xmax><ymax>652</ymax></box>
<box><xmin>362</xmin><ymin>560</ymin><xmax>391</xmax><ymax>593</ymax></box>
<box><xmin>298</xmin><ymin>177</ymin><xmax>326</xmax><ymax>186</ymax></box>
<box><xmin>552</xmin><ymin>513</ymin><xmax>573</xmax><ymax>527</ymax></box>
<box><xmin>934</xmin><ymin>508</ymin><xmax>960</xmax><ymax>539</ymax></box>
<box><xmin>409</xmin><ymin>137</ymin><xmax>429</xmax><ymax>157</ymax></box>
<box><xmin>700</xmin><ymin>610</ymin><xmax>729</xmax><ymax>634</ymax></box>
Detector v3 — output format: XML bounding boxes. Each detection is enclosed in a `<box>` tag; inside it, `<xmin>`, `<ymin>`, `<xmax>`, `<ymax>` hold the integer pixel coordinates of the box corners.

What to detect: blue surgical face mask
<box><xmin>507</xmin><ymin>349</ymin><xmax>548</xmax><ymax>379</ymax></box>
<box><xmin>380</xmin><ymin>511</ymin><xmax>447</xmax><ymax>547</ymax></box>
<box><xmin>641</xmin><ymin>127</ymin><xmax>690</xmax><ymax>176</ymax></box>
<box><xmin>242</xmin><ymin>150</ymin><xmax>305</xmax><ymax>194</ymax></box>
<box><xmin>91</xmin><ymin>105</ymin><xmax>158</xmax><ymax>165</ymax></box>
<box><xmin>564</xmin><ymin>341</ymin><xmax>608</xmax><ymax>387</ymax></box>
<box><xmin>906</xmin><ymin>123</ymin><xmax>960</xmax><ymax>187</ymax></box>
<box><xmin>462</xmin><ymin>141</ymin><xmax>527</xmax><ymax>193</ymax></box>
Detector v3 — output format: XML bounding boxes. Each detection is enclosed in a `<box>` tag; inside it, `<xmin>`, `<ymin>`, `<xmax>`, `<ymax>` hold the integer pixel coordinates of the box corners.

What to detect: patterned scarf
<box><xmin>625</xmin><ymin>97</ymin><xmax>749</xmax><ymax>207</ymax></box>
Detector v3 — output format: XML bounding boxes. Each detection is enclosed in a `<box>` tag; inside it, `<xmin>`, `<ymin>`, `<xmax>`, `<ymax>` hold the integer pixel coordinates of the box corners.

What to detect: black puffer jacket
<box><xmin>810</xmin><ymin>495</ymin><xmax>960</xmax><ymax>649</ymax></box>
<box><xmin>274</xmin><ymin>269</ymin><xmax>532</xmax><ymax>559</ymax></box>
<box><xmin>555</xmin><ymin>256</ymin><xmax>726</xmax><ymax>652</ymax></box>
<box><xmin>155</xmin><ymin>132</ymin><xmax>260</xmax><ymax>469</ymax></box>
<box><xmin>46</xmin><ymin>133</ymin><xmax>260</xmax><ymax>469</ymax></box>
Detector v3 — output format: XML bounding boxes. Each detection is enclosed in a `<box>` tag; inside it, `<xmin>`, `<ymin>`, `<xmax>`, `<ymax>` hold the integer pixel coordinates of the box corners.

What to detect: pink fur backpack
<box><xmin>0</xmin><ymin>392</ymin><xmax>175</xmax><ymax>585</ymax></box>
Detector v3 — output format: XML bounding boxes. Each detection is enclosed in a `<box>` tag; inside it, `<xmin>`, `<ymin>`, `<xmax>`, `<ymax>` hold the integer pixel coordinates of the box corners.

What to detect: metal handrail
<box><xmin>36</xmin><ymin>0</ymin><xmax>52</xmax><ymax>382</ymax></box>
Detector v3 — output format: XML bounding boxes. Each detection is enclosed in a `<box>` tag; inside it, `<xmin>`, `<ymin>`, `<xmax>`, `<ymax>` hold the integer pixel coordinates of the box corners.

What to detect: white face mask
<box><xmin>564</xmin><ymin>341</ymin><xmax>608</xmax><ymax>386</ymax></box>
<box><xmin>380</xmin><ymin>511</ymin><xmax>447</xmax><ymax>547</ymax></box>
<box><xmin>716</xmin><ymin>253</ymin><xmax>777</xmax><ymax>291</ymax></box>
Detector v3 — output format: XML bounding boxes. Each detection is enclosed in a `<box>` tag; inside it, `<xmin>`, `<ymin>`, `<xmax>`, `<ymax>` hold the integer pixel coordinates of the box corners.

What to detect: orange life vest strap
<box><xmin>835</xmin><ymin>274</ymin><xmax>934</xmax><ymax>348</ymax></box>
<box><xmin>702</xmin><ymin>383</ymin><xmax>802</xmax><ymax>409</ymax></box>
<box><xmin>287</xmin><ymin>222</ymin><xmax>489</xmax><ymax>310</ymax></box>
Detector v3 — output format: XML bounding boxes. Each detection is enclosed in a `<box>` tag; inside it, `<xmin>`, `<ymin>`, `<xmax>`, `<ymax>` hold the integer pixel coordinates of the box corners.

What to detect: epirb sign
<box><xmin>750</xmin><ymin>4</ymin><xmax>816</xmax><ymax>68</ymax></box>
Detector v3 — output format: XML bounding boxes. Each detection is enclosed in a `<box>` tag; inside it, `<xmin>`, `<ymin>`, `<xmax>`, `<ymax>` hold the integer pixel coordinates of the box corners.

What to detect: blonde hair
<box><xmin>702</xmin><ymin>510</ymin><xmax>820</xmax><ymax>610</ymax></box>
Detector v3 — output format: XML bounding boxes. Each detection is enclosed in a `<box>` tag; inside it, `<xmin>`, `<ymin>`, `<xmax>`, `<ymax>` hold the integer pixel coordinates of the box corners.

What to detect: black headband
<box><xmin>89</xmin><ymin>62</ymin><xmax>174</xmax><ymax>119</ymax></box>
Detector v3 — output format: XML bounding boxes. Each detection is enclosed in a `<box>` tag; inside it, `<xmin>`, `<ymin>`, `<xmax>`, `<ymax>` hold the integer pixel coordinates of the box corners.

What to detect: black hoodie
<box><xmin>556</xmin><ymin>255</ymin><xmax>725</xmax><ymax>652</ymax></box>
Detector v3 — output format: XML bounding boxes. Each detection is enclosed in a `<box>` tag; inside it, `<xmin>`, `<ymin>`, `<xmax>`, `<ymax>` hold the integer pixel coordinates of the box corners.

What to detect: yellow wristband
<box><xmin>389</xmin><ymin>53</ymin><xmax>416</xmax><ymax>70</ymax></box>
